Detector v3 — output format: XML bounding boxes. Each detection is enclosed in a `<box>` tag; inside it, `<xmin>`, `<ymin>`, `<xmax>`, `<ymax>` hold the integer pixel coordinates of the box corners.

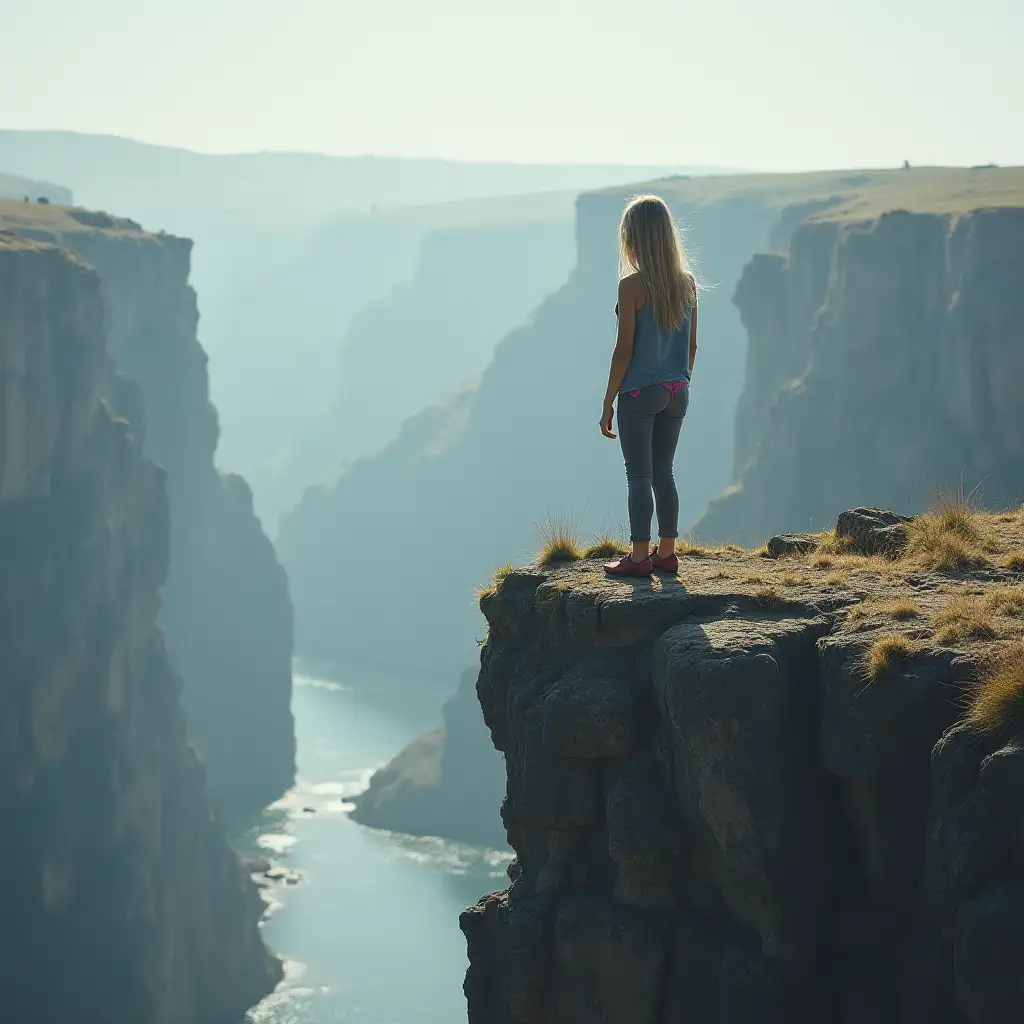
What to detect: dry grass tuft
<box><xmin>752</xmin><ymin>584</ymin><xmax>785</xmax><ymax>606</ymax></box>
<box><xmin>848</xmin><ymin>598</ymin><xmax>919</xmax><ymax>627</ymax></box>
<box><xmin>493</xmin><ymin>563</ymin><xmax>513</xmax><ymax>586</ymax></box>
<box><xmin>725</xmin><ymin>544</ymin><xmax>744</xmax><ymax>553</ymax></box>
<box><xmin>833</xmin><ymin>553</ymin><xmax>898</xmax><ymax>576</ymax></box>
<box><xmin>538</xmin><ymin>536</ymin><xmax>583</xmax><ymax>565</ymax></box>
<box><xmin>536</xmin><ymin>516</ymin><xmax>583</xmax><ymax>566</ymax></box>
<box><xmin>985</xmin><ymin>586</ymin><xmax>1024</xmax><ymax>616</ymax></box>
<box><xmin>583</xmin><ymin>536</ymin><xmax>628</xmax><ymax>559</ymax></box>
<box><xmin>967</xmin><ymin>642</ymin><xmax>1024</xmax><ymax>740</ymax></box>
<box><xmin>930</xmin><ymin>586</ymin><xmax>1024</xmax><ymax>646</ymax></box>
<box><xmin>779</xmin><ymin>573</ymin><xmax>804</xmax><ymax>587</ymax></box>
<box><xmin>812</xmin><ymin>555</ymin><xmax>835</xmax><ymax>569</ymax></box>
<box><xmin>864</xmin><ymin>633</ymin><xmax>918</xmax><ymax>680</ymax></box>
<box><xmin>932</xmin><ymin>598</ymin><xmax>999</xmax><ymax>645</ymax></box>
<box><xmin>744</xmin><ymin>574</ymin><xmax>766</xmax><ymax>585</ymax></box>
<box><xmin>816</xmin><ymin>531</ymin><xmax>856</xmax><ymax>556</ymax></box>
<box><xmin>884</xmin><ymin>599</ymin><xmax>921</xmax><ymax>620</ymax></box>
<box><xmin>476</xmin><ymin>562</ymin><xmax>514</xmax><ymax>601</ymax></box>
<box><xmin>1002</xmin><ymin>550</ymin><xmax>1024</xmax><ymax>572</ymax></box>
<box><xmin>824</xmin><ymin>572</ymin><xmax>849</xmax><ymax>587</ymax></box>
<box><xmin>903</xmin><ymin>496</ymin><xmax>994</xmax><ymax>572</ymax></box>
<box><xmin>675</xmin><ymin>539</ymin><xmax>715</xmax><ymax>558</ymax></box>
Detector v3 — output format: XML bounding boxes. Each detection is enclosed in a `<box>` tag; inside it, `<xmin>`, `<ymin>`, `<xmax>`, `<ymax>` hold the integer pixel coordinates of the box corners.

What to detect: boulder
<box><xmin>835</xmin><ymin>507</ymin><xmax>911</xmax><ymax>557</ymax></box>
<box><xmin>766</xmin><ymin>533</ymin><xmax>818</xmax><ymax>558</ymax></box>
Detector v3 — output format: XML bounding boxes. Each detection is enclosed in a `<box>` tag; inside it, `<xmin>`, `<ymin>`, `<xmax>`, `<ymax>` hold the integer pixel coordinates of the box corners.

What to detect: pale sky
<box><xmin>3</xmin><ymin>0</ymin><xmax>1021</xmax><ymax>169</ymax></box>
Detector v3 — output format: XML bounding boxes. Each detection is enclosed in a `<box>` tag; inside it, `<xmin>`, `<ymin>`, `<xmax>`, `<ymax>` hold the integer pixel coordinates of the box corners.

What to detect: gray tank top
<box><xmin>618</xmin><ymin>301</ymin><xmax>693</xmax><ymax>395</ymax></box>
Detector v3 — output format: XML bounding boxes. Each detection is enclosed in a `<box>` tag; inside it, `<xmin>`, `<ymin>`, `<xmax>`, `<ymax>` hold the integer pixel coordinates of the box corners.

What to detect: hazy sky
<box><xmin>4</xmin><ymin>0</ymin><xmax>1021</xmax><ymax>168</ymax></box>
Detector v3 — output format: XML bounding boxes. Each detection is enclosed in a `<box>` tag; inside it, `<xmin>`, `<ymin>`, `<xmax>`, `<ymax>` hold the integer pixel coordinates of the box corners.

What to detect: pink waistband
<box><xmin>626</xmin><ymin>380</ymin><xmax>687</xmax><ymax>398</ymax></box>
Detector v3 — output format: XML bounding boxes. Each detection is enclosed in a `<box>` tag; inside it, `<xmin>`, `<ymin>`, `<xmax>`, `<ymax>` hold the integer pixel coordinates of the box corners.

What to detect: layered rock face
<box><xmin>462</xmin><ymin>521</ymin><xmax>1024</xmax><ymax>1024</ymax></box>
<box><xmin>699</xmin><ymin>207</ymin><xmax>1024</xmax><ymax>544</ymax></box>
<box><xmin>0</xmin><ymin>236</ymin><xmax>280</xmax><ymax>1021</ymax></box>
<box><xmin>2</xmin><ymin>204</ymin><xmax>296</xmax><ymax>812</ymax></box>
<box><xmin>350</xmin><ymin>667</ymin><xmax>507</xmax><ymax>848</ymax></box>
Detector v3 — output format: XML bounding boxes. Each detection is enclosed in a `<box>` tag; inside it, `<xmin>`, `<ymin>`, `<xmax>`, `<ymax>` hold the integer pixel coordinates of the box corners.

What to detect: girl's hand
<box><xmin>600</xmin><ymin>402</ymin><xmax>616</xmax><ymax>439</ymax></box>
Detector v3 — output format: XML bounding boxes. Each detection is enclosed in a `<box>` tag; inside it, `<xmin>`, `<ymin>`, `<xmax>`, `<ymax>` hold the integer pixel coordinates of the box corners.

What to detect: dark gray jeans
<box><xmin>616</xmin><ymin>384</ymin><xmax>689</xmax><ymax>542</ymax></box>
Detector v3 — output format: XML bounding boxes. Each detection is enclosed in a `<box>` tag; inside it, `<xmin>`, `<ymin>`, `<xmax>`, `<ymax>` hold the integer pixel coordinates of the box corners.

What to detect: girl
<box><xmin>600</xmin><ymin>194</ymin><xmax>698</xmax><ymax>577</ymax></box>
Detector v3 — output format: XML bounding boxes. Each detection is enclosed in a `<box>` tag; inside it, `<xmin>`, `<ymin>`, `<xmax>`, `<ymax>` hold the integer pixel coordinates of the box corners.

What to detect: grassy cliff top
<box><xmin>0</xmin><ymin>199</ymin><xmax>150</xmax><ymax>239</ymax></box>
<box><xmin>482</xmin><ymin>502</ymin><xmax>1024</xmax><ymax>736</ymax></box>
<box><xmin>599</xmin><ymin>166</ymin><xmax>1024</xmax><ymax>222</ymax></box>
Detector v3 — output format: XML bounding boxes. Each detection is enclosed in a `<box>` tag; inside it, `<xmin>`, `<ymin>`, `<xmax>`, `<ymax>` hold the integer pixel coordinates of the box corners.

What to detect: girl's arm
<box><xmin>600</xmin><ymin>278</ymin><xmax>638</xmax><ymax>438</ymax></box>
<box><xmin>688</xmin><ymin>300</ymin><xmax>698</xmax><ymax>377</ymax></box>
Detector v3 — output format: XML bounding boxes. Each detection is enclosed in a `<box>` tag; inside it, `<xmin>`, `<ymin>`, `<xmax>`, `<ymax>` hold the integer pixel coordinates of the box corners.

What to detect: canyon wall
<box><xmin>697</xmin><ymin>206</ymin><xmax>1024</xmax><ymax>544</ymax></box>
<box><xmin>2</xmin><ymin>202</ymin><xmax>295</xmax><ymax>812</ymax></box>
<box><xmin>0</xmin><ymin>234</ymin><xmax>279</xmax><ymax>1021</ymax></box>
<box><xmin>462</xmin><ymin>534</ymin><xmax>1024</xmax><ymax>1024</ymax></box>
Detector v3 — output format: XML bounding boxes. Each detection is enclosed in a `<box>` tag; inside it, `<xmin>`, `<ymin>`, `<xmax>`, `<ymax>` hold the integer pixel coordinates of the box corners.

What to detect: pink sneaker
<box><xmin>651</xmin><ymin>549</ymin><xmax>679</xmax><ymax>574</ymax></box>
<box><xmin>603</xmin><ymin>552</ymin><xmax>653</xmax><ymax>577</ymax></box>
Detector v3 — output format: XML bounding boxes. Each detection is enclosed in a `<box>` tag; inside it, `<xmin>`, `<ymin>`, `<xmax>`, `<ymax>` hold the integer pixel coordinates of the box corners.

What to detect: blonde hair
<box><xmin>619</xmin><ymin>194</ymin><xmax>697</xmax><ymax>331</ymax></box>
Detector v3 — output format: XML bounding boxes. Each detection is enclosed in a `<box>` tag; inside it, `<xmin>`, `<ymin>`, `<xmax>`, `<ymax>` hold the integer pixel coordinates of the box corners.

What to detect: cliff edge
<box><xmin>0</xmin><ymin>234</ymin><xmax>280</xmax><ymax>1021</ymax></box>
<box><xmin>463</xmin><ymin>506</ymin><xmax>1024</xmax><ymax>1023</ymax></box>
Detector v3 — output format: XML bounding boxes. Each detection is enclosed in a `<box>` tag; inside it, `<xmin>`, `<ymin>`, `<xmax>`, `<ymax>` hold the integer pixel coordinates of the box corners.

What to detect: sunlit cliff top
<box><xmin>0</xmin><ymin>199</ymin><xmax>151</xmax><ymax>239</ymax></box>
<box><xmin>594</xmin><ymin>165</ymin><xmax>1024</xmax><ymax>223</ymax></box>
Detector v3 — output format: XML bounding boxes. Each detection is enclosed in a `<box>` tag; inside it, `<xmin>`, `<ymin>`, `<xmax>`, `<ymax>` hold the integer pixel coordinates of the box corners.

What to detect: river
<box><xmin>236</xmin><ymin>663</ymin><xmax>510</xmax><ymax>1024</ymax></box>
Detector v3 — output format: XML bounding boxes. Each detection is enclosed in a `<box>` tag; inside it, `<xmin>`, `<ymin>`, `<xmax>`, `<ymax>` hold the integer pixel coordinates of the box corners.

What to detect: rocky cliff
<box><xmin>0</xmin><ymin>234</ymin><xmax>280</xmax><ymax>1021</ymax></box>
<box><xmin>698</xmin><ymin>197</ymin><xmax>1024</xmax><ymax>545</ymax></box>
<box><xmin>0</xmin><ymin>200</ymin><xmax>295</xmax><ymax>812</ymax></box>
<box><xmin>462</xmin><ymin>506</ymin><xmax>1024</xmax><ymax>1023</ymax></box>
<box><xmin>350</xmin><ymin>667</ymin><xmax>507</xmax><ymax>848</ymax></box>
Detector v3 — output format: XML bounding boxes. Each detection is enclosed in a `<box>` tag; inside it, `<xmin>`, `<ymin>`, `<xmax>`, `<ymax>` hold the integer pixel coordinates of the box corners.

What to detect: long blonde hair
<box><xmin>619</xmin><ymin>194</ymin><xmax>697</xmax><ymax>331</ymax></box>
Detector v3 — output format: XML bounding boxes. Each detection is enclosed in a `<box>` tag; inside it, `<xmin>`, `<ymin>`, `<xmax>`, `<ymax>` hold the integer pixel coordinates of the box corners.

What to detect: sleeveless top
<box><xmin>618</xmin><ymin>301</ymin><xmax>693</xmax><ymax>395</ymax></box>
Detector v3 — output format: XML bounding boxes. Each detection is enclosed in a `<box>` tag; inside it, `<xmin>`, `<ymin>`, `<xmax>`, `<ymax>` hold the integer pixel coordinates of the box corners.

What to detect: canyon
<box><xmin>462</xmin><ymin>509</ymin><xmax>1024</xmax><ymax>1024</ymax></box>
<box><xmin>0</xmin><ymin>129</ymin><xmax>718</xmax><ymax>516</ymax></box>
<box><xmin>281</xmin><ymin>168</ymin><xmax>1024</xmax><ymax>678</ymax></box>
<box><xmin>0</xmin><ymin>199</ymin><xmax>296</xmax><ymax>813</ymax></box>
<box><xmin>281</xmin><ymin>167</ymin><xmax>1024</xmax><ymax>858</ymax></box>
<box><xmin>0</xmin><ymin>231</ymin><xmax>280</xmax><ymax>1021</ymax></box>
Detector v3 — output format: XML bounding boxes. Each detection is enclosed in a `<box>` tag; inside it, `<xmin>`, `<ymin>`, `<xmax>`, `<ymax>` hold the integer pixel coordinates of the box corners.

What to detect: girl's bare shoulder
<box><xmin>619</xmin><ymin>271</ymin><xmax>644</xmax><ymax>294</ymax></box>
<box><xmin>618</xmin><ymin>272</ymin><xmax>646</xmax><ymax>305</ymax></box>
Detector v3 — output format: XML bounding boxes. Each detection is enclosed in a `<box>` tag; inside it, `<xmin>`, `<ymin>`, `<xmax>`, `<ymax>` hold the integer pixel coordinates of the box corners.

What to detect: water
<box><xmin>236</xmin><ymin>664</ymin><xmax>511</xmax><ymax>1024</ymax></box>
